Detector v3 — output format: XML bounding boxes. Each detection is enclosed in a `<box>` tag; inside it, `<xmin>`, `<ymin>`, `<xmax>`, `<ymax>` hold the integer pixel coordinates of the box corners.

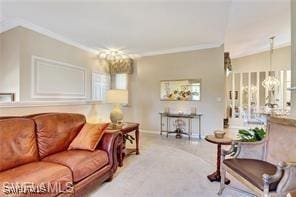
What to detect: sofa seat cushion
<box><xmin>0</xmin><ymin>161</ymin><xmax>72</xmax><ymax>196</ymax></box>
<box><xmin>224</xmin><ymin>158</ymin><xmax>280</xmax><ymax>191</ymax></box>
<box><xmin>42</xmin><ymin>150</ymin><xmax>109</xmax><ymax>182</ymax></box>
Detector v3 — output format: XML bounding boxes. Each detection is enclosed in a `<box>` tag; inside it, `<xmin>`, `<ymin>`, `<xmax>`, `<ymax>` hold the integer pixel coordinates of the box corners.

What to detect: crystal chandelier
<box><xmin>262</xmin><ymin>37</ymin><xmax>280</xmax><ymax>91</ymax></box>
<box><xmin>98</xmin><ymin>49</ymin><xmax>130</xmax><ymax>63</ymax></box>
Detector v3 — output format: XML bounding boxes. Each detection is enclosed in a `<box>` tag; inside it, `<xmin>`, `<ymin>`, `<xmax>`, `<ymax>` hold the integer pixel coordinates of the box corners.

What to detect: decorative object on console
<box><xmin>107</xmin><ymin>89</ymin><xmax>128</xmax><ymax>127</ymax></box>
<box><xmin>174</xmin><ymin>118</ymin><xmax>186</xmax><ymax>139</ymax></box>
<box><xmin>164</xmin><ymin>107</ymin><xmax>170</xmax><ymax>114</ymax></box>
<box><xmin>190</xmin><ymin>107</ymin><xmax>197</xmax><ymax>115</ymax></box>
<box><xmin>160</xmin><ymin>79</ymin><xmax>201</xmax><ymax>101</ymax></box>
<box><xmin>262</xmin><ymin>37</ymin><xmax>280</xmax><ymax>91</ymax></box>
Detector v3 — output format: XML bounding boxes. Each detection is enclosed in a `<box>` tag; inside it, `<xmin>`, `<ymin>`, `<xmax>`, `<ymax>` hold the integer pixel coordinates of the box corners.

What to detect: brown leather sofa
<box><xmin>0</xmin><ymin>113</ymin><xmax>122</xmax><ymax>197</ymax></box>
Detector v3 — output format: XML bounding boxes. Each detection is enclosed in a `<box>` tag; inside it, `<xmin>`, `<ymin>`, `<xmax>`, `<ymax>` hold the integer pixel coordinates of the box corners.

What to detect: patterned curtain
<box><xmin>224</xmin><ymin>52</ymin><xmax>232</xmax><ymax>72</ymax></box>
<box><xmin>109</xmin><ymin>58</ymin><xmax>134</xmax><ymax>74</ymax></box>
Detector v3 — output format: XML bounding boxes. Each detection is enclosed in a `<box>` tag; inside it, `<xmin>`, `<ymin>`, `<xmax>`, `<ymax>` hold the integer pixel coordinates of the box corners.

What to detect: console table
<box><xmin>159</xmin><ymin>112</ymin><xmax>202</xmax><ymax>139</ymax></box>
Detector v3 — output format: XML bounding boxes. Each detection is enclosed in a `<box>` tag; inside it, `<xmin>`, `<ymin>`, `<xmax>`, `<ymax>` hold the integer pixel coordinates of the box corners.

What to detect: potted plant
<box><xmin>235</xmin><ymin>127</ymin><xmax>267</xmax><ymax>160</ymax></box>
<box><xmin>237</xmin><ymin>127</ymin><xmax>266</xmax><ymax>142</ymax></box>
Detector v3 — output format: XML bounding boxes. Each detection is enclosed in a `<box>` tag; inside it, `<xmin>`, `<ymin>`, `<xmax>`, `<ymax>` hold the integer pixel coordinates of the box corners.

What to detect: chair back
<box><xmin>265</xmin><ymin>116</ymin><xmax>296</xmax><ymax>165</ymax></box>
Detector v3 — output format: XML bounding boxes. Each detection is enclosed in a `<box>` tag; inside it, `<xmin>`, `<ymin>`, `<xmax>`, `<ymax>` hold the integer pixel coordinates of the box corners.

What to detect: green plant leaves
<box><xmin>124</xmin><ymin>134</ymin><xmax>135</xmax><ymax>144</ymax></box>
<box><xmin>237</xmin><ymin>127</ymin><xmax>266</xmax><ymax>142</ymax></box>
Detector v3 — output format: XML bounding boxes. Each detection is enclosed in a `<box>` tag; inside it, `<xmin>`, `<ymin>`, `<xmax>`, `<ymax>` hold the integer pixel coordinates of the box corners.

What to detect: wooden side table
<box><xmin>118</xmin><ymin>122</ymin><xmax>140</xmax><ymax>166</ymax></box>
<box><xmin>205</xmin><ymin>135</ymin><xmax>232</xmax><ymax>184</ymax></box>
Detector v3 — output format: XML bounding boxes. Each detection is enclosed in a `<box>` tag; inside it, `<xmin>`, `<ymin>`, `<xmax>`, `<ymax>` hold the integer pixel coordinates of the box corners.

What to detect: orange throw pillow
<box><xmin>68</xmin><ymin>123</ymin><xmax>109</xmax><ymax>151</ymax></box>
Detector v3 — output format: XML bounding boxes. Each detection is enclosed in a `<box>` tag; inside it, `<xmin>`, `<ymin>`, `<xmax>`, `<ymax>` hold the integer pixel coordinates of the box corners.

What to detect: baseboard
<box><xmin>140</xmin><ymin>129</ymin><xmax>205</xmax><ymax>139</ymax></box>
<box><xmin>140</xmin><ymin>129</ymin><xmax>159</xmax><ymax>134</ymax></box>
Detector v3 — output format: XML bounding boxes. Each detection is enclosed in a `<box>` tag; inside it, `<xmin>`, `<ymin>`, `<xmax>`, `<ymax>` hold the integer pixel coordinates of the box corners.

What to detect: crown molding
<box><xmin>0</xmin><ymin>18</ymin><xmax>98</xmax><ymax>54</ymax></box>
<box><xmin>139</xmin><ymin>43</ymin><xmax>223</xmax><ymax>57</ymax></box>
<box><xmin>231</xmin><ymin>42</ymin><xmax>291</xmax><ymax>59</ymax></box>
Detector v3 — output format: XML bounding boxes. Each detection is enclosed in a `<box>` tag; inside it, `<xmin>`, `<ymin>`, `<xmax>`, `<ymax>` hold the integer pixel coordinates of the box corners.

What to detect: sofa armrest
<box><xmin>222</xmin><ymin>141</ymin><xmax>239</xmax><ymax>160</ymax></box>
<box><xmin>276</xmin><ymin>163</ymin><xmax>296</xmax><ymax>195</ymax></box>
<box><xmin>262</xmin><ymin>162</ymin><xmax>286</xmax><ymax>194</ymax></box>
<box><xmin>97</xmin><ymin>130</ymin><xmax>123</xmax><ymax>173</ymax></box>
<box><xmin>222</xmin><ymin>140</ymin><xmax>266</xmax><ymax>161</ymax></box>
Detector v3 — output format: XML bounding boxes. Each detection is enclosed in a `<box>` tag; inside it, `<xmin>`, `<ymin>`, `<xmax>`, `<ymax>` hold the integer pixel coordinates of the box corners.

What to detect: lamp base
<box><xmin>110</xmin><ymin>104</ymin><xmax>123</xmax><ymax>125</ymax></box>
<box><xmin>109</xmin><ymin>122</ymin><xmax>123</xmax><ymax>129</ymax></box>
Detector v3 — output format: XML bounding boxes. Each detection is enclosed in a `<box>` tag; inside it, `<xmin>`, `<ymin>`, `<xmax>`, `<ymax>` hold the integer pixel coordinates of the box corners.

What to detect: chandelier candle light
<box><xmin>262</xmin><ymin>37</ymin><xmax>280</xmax><ymax>91</ymax></box>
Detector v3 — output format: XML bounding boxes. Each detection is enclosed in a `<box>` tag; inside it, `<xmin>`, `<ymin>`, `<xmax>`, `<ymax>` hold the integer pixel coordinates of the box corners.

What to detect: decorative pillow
<box><xmin>68</xmin><ymin>123</ymin><xmax>109</xmax><ymax>151</ymax></box>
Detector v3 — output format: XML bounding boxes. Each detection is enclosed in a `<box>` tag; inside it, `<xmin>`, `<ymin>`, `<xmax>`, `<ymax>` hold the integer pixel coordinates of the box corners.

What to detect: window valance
<box><xmin>224</xmin><ymin>52</ymin><xmax>232</xmax><ymax>72</ymax></box>
<box><xmin>109</xmin><ymin>58</ymin><xmax>134</xmax><ymax>74</ymax></box>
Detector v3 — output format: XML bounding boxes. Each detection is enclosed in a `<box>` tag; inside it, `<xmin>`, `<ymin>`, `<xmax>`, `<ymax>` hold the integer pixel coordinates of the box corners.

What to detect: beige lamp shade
<box><xmin>106</xmin><ymin>89</ymin><xmax>128</xmax><ymax>104</ymax></box>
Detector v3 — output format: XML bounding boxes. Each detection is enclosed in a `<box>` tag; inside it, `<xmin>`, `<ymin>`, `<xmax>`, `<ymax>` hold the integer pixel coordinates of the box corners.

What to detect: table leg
<box><xmin>135</xmin><ymin>127</ymin><xmax>140</xmax><ymax>155</ymax></box>
<box><xmin>166</xmin><ymin>117</ymin><xmax>169</xmax><ymax>138</ymax></box>
<box><xmin>207</xmin><ymin>144</ymin><xmax>230</xmax><ymax>184</ymax></box>
<box><xmin>120</xmin><ymin>138</ymin><xmax>126</xmax><ymax>167</ymax></box>
<box><xmin>188</xmin><ymin>118</ymin><xmax>191</xmax><ymax>141</ymax></box>
<box><xmin>160</xmin><ymin>115</ymin><xmax>163</xmax><ymax>135</ymax></box>
<box><xmin>199</xmin><ymin>116</ymin><xmax>201</xmax><ymax>140</ymax></box>
<box><xmin>118</xmin><ymin>141</ymin><xmax>123</xmax><ymax>167</ymax></box>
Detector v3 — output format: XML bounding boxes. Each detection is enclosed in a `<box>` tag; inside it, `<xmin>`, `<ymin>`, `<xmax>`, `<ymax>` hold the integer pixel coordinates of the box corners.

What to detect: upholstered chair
<box><xmin>218</xmin><ymin>116</ymin><xmax>296</xmax><ymax>197</ymax></box>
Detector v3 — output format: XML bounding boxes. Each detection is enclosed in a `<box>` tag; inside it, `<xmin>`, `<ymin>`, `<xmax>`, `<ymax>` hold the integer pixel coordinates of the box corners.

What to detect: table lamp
<box><xmin>106</xmin><ymin>89</ymin><xmax>128</xmax><ymax>126</ymax></box>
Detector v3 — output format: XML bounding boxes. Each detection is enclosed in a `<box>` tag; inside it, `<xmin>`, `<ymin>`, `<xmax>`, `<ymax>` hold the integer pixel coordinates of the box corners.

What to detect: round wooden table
<box><xmin>205</xmin><ymin>135</ymin><xmax>232</xmax><ymax>184</ymax></box>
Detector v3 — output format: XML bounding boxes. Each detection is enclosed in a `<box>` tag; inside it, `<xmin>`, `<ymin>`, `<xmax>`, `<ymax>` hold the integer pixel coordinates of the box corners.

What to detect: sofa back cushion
<box><xmin>32</xmin><ymin>113</ymin><xmax>86</xmax><ymax>159</ymax></box>
<box><xmin>0</xmin><ymin>118</ymin><xmax>39</xmax><ymax>172</ymax></box>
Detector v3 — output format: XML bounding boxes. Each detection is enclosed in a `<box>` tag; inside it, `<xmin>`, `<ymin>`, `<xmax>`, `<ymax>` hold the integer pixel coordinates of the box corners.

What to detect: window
<box><xmin>114</xmin><ymin>73</ymin><xmax>128</xmax><ymax>90</ymax></box>
<box><xmin>92</xmin><ymin>72</ymin><xmax>110</xmax><ymax>101</ymax></box>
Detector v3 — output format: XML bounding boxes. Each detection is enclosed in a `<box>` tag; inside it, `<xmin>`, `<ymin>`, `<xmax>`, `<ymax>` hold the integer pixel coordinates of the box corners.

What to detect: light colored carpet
<box><xmin>89</xmin><ymin>134</ymin><xmax>251</xmax><ymax>197</ymax></box>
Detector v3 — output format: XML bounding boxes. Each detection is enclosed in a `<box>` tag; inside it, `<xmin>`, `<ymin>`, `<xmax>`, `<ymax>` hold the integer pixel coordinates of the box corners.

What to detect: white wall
<box><xmin>0</xmin><ymin>27</ymin><xmax>111</xmax><ymax>120</ymax></box>
<box><xmin>124</xmin><ymin>46</ymin><xmax>225</xmax><ymax>136</ymax></box>
<box><xmin>232</xmin><ymin>46</ymin><xmax>291</xmax><ymax>73</ymax></box>
<box><xmin>17</xmin><ymin>27</ymin><xmax>109</xmax><ymax>101</ymax></box>
<box><xmin>291</xmin><ymin>0</ymin><xmax>296</xmax><ymax>116</ymax></box>
<box><xmin>0</xmin><ymin>28</ymin><xmax>20</xmax><ymax>101</ymax></box>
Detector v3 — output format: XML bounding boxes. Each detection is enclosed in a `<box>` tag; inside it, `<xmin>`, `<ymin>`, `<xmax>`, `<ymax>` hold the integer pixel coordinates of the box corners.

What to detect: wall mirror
<box><xmin>160</xmin><ymin>79</ymin><xmax>201</xmax><ymax>101</ymax></box>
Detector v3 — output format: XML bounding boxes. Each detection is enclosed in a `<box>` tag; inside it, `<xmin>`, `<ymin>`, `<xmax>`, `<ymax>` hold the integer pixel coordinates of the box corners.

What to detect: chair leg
<box><xmin>218</xmin><ymin>165</ymin><xmax>226</xmax><ymax>195</ymax></box>
<box><xmin>263</xmin><ymin>183</ymin><xmax>269</xmax><ymax>197</ymax></box>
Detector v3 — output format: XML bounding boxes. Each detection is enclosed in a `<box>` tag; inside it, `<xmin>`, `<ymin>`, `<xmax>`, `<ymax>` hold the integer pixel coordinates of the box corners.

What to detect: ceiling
<box><xmin>0</xmin><ymin>0</ymin><xmax>291</xmax><ymax>58</ymax></box>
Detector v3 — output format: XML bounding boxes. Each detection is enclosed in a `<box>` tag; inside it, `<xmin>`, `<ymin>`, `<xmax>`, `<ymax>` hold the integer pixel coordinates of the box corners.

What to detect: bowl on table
<box><xmin>214</xmin><ymin>130</ymin><xmax>226</xmax><ymax>139</ymax></box>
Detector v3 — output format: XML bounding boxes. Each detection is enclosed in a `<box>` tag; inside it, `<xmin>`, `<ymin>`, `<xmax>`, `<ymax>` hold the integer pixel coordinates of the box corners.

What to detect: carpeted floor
<box><xmin>88</xmin><ymin>133</ymin><xmax>252</xmax><ymax>197</ymax></box>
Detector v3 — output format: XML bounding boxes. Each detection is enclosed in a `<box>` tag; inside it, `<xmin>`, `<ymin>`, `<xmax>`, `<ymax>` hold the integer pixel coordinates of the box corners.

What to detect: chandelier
<box><xmin>262</xmin><ymin>37</ymin><xmax>280</xmax><ymax>91</ymax></box>
<box><xmin>98</xmin><ymin>49</ymin><xmax>130</xmax><ymax>63</ymax></box>
<box><xmin>98</xmin><ymin>49</ymin><xmax>134</xmax><ymax>74</ymax></box>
